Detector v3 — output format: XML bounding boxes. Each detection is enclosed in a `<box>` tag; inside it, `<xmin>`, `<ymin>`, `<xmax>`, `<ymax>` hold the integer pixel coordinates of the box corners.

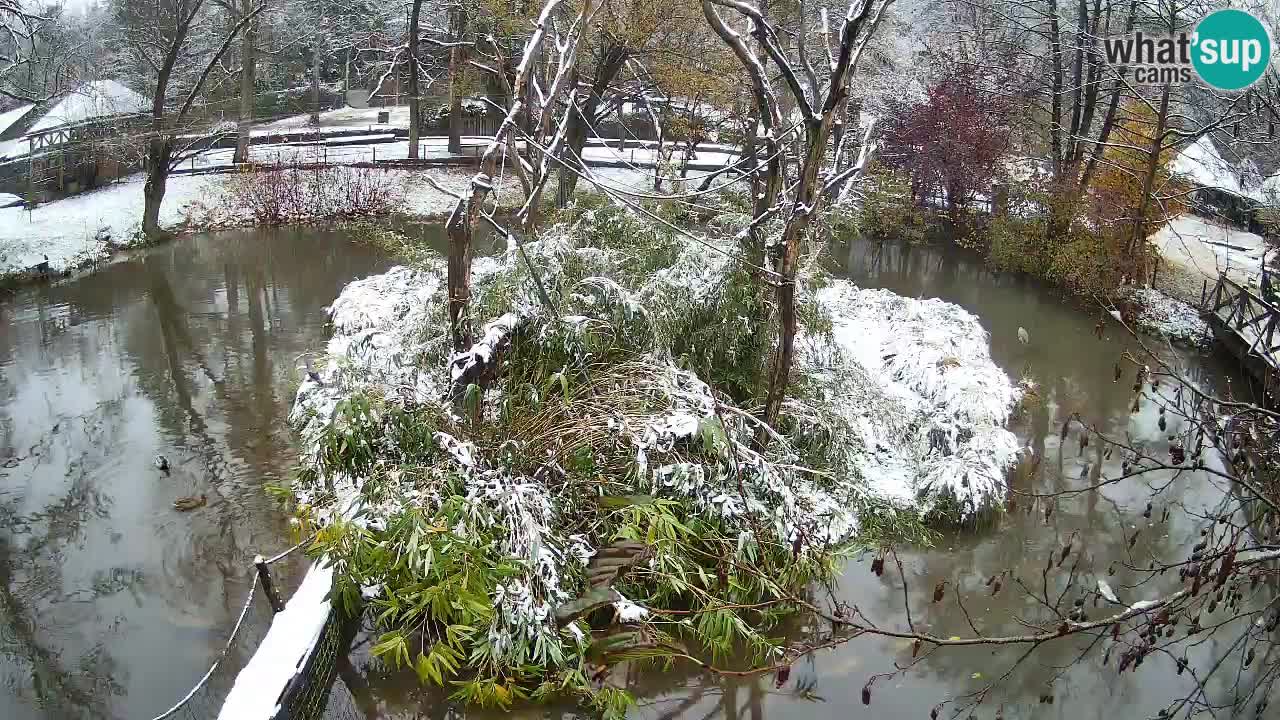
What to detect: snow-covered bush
<box><xmin>1123</xmin><ymin>287</ymin><xmax>1213</xmax><ymax>348</ymax></box>
<box><xmin>288</xmin><ymin>200</ymin><xmax>1020</xmax><ymax>713</ymax></box>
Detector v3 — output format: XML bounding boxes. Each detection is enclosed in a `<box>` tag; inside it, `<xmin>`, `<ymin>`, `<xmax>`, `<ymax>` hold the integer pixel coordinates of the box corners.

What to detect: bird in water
<box><xmin>1017</xmin><ymin>327</ymin><xmax>1030</xmax><ymax>345</ymax></box>
<box><xmin>173</xmin><ymin>494</ymin><xmax>207</xmax><ymax>512</ymax></box>
<box><xmin>301</xmin><ymin>356</ymin><xmax>324</xmax><ymax>386</ymax></box>
<box><xmin>155</xmin><ymin>454</ymin><xmax>170</xmax><ymax>474</ymax></box>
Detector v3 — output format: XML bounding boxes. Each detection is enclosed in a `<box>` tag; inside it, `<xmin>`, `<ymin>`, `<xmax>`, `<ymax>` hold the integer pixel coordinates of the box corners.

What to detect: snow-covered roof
<box><xmin>0</xmin><ymin>103</ymin><xmax>35</xmax><ymax>137</ymax></box>
<box><xmin>1171</xmin><ymin>135</ymin><xmax>1267</xmax><ymax>203</ymax></box>
<box><xmin>27</xmin><ymin>80</ymin><xmax>149</xmax><ymax>134</ymax></box>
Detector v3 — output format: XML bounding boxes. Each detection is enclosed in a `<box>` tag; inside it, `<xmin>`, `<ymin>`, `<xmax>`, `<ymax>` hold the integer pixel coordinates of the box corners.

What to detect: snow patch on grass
<box><xmin>1123</xmin><ymin>287</ymin><xmax>1212</xmax><ymax>348</ymax></box>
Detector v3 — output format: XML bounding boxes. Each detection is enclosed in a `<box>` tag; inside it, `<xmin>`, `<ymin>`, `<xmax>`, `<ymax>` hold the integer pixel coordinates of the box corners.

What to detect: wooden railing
<box><xmin>1205</xmin><ymin>273</ymin><xmax>1280</xmax><ymax>370</ymax></box>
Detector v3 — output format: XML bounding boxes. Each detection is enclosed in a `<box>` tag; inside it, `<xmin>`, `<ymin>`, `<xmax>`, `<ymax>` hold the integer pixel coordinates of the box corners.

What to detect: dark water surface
<box><xmin>0</xmin><ymin>227</ymin><xmax>396</xmax><ymax>719</ymax></box>
<box><xmin>0</xmin><ymin>228</ymin><xmax>1264</xmax><ymax>720</ymax></box>
<box><xmin>341</xmin><ymin>237</ymin><xmax>1263</xmax><ymax>720</ymax></box>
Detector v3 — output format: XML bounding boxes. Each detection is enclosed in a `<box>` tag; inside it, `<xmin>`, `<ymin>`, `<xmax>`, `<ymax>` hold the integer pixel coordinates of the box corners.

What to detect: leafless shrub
<box><xmin>212</xmin><ymin>165</ymin><xmax>406</xmax><ymax>226</ymax></box>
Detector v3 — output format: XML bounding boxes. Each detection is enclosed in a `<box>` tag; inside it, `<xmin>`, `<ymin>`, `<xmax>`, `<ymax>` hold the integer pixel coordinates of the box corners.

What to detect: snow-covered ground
<box><xmin>0</xmin><ymin>174</ymin><xmax>215</xmax><ymax>276</ymax></box>
<box><xmin>1123</xmin><ymin>287</ymin><xmax>1213</xmax><ymax>348</ymax></box>
<box><xmin>0</xmin><ymin>165</ymin><xmax>537</xmax><ymax>280</ymax></box>
<box><xmin>185</xmin><ymin>137</ymin><xmax>740</xmax><ymax>172</ymax></box>
<box><xmin>1150</xmin><ymin>213</ymin><xmax>1270</xmax><ymax>293</ymax></box>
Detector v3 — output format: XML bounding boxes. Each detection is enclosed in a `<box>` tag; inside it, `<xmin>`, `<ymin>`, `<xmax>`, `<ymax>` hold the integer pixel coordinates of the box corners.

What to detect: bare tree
<box><xmin>110</xmin><ymin>0</ymin><xmax>263</xmax><ymax>237</ymax></box>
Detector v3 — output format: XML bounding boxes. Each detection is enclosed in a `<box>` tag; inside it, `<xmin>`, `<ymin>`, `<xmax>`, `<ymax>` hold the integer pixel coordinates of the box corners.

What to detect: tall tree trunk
<box><xmin>1128</xmin><ymin>84</ymin><xmax>1171</xmax><ymax>276</ymax></box>
<box><xmin>447</xmin><ymin>6</ymin><xmax>467</xmax><ymax>155</ymax></box>
<box><xmin>142</xmin><ymin>137</ymin><xmax>173</xmax><ymax>237</ymax></box>
<box><xmin>407</xmin><ymin>0</ymin><xmax>424</xmax><ymax>160</ymax></box>
<box><xmin>233</xmin><ymin>0</ymin><xmax>255</xmax><ymax>164</ymax></box>
<box><xmin>556</xmin><ymin>43</ymin><xmax>628</xmax><ymax>205</ymax></box>
<box><xmin>310</xmin><ymin>31</ymin><xmax>322</xmax><ymax>126</ymax></box>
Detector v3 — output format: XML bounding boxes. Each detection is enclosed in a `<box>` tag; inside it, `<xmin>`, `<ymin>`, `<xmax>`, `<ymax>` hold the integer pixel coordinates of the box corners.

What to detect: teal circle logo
<box><xmin>1191</xmin><ymin>9</ymin><xmax>1272</xmax><ymax>90</ymax></box>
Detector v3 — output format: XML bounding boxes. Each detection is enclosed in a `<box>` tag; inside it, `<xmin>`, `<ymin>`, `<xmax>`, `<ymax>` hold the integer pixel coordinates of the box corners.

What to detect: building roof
<box><xmin>26</xmin><ymin>80</ymin><xmax>149</xmax><ymax>134</ymax></box>
<box><xmin>0</xmin><ymin>104</ymin><xmax>36</xmax><ymax>137</ymax></box>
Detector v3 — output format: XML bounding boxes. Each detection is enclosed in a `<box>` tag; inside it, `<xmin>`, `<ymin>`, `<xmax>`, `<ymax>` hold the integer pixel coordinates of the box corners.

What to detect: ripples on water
<box><xmin>1</xmin><ymin>227</ymin><xmax>1261</xmax><ymax>720</ymax></box>
<box><xmin>0</xmin><ymin>227</ymin><xmax>395</xmax><ymax>719</ymax></box>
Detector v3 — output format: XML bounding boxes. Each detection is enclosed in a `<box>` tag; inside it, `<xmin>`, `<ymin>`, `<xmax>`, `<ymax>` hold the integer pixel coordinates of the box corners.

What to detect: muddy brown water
<box><xmin>0</xmin><ymin>227</ymin><xmax>401</xmax><ymax>719</ymax></box>
<box><xmin>0</xmin><ymin>229</ymin><xmax>1265</xmax><ymax>720</ymax></box>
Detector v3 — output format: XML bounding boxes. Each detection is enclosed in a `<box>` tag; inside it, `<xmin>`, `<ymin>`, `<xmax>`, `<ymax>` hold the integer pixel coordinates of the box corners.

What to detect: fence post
<box><xmin>1201</xmin><ymin>279</ymin><xmax>1207</xmax><ymax>309</ymax></box>
<box><xmin>255</xmin><ymin>555</ymin><xmax>286</xmax><ymax>613</ymax></box>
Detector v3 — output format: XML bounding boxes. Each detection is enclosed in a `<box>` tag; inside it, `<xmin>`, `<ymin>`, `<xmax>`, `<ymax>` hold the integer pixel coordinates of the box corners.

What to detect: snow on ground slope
<box><xmin>0</xmin><ymin>174</ymin><xmax>215</xmax><ymax>276</ymax></box>
<box><xmin>811</xmin><ymin>283</ymin><xmax>1021</xmax><ymax>514</ymax></box>
<box><xmin>1123</xmin><ymin>287</ymin><xmax>1213</xmax><ymax>348</ymax></box>
<box><xmin>1150</xmin><ymin>213</ymin><xmax>1269</xmax><ymax>291</ymax></box>
<box><xmin>0</xmin><ymin>166</ymin><xmax>529</xmax><ymax>281</ymax></box>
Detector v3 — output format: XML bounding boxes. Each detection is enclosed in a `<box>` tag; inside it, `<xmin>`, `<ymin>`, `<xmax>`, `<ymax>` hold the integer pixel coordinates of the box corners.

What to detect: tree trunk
<box><xmin>233</xmin><ymin>0</ymin><xmax>255</xmax><ymax>164</ymax></box>
<box><xmin>309</xmin><ymin>31</ymin><xmax>322</xmax><ymax>126</ymax></box>
<box><xmin>407</xmin><ymin>0</ymin><xmax>424</xmax><ymax>160</ymax></box>
<box><xmin>447</xmin><ymin>7</ymin><xmax>467</xmax><ymax>155</ymax></box>
<box><xmin>142</xmin><ymin>137</ymin><xmax>173</xmax><ymax>238</ymax></box>
<box><xmin>446</xmin><ymin>209</ymin><xmax>473</xmax><ymax>351</ymax></box>
<box><xmin>1128</xmin><ymin>83</ymin><xmax>1171</xmax><ymax>273</ymax></box>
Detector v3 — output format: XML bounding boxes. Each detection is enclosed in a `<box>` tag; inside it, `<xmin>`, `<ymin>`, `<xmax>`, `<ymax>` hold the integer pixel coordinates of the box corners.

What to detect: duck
<box><xmin>155</xmin><ymin>454</ymin><xmax>170</xmax><ymax>473</ymax></box>
<box><xmin>173</xmin><ymin>494</ymin><xmax>207</xmax><ymax>512</ymax></box>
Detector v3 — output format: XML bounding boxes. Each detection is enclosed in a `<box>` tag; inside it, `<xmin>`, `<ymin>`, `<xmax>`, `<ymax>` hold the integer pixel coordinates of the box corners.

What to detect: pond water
<box><xmin>0</xmin><ymin>227</ymin><xmax>398</xmax><ymax>720</ymax></box>
<box><xmin>338</xmin><ymin>236</ymin><xmax>1263</xmax><ymax>720</ymax></box>
<box><xmin>0</xmin><ymin>228</ymin><xmax>1262</xmax><ymax>720</ymax></box>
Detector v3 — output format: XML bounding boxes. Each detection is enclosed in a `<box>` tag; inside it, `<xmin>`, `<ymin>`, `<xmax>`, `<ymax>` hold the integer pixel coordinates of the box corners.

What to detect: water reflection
<box><xmin>0</xmin><ymin>226</ymin><xmax>396</xmax><ymax>719</ymax></box>
<box><xmin>345</xmin><ymin>235</ymin><xmax>1260</xmax><ymax>720</ymax></box>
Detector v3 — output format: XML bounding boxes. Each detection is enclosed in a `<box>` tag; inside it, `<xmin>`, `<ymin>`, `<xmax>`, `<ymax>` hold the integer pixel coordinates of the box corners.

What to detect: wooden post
<box><xmin>254</xmin><ymin>555</ymin><xmax>285</xmax><ymax>613</ymax></box>
<box><xmin>1201</xmin><ymin>279</ymin><xmax>1207</xmax><ymax>309</ymax></box>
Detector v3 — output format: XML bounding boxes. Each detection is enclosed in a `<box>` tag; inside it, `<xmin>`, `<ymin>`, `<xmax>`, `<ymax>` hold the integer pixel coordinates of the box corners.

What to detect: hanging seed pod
<box><xmin>1108</xmin><ymin>563</ymin><xmax>1117</xmax><ymax>576</ymax></box>
<box><xmin>862</xmin><ymin>680</ymin><xmax>872</xmax><ymax>706</ymax></box>
<box><xmin>1045</xmin><ymin>503</ymin><xmax>1055</xmax><ymax>522</ymax></box>
<box><xmin>1244</xmin><ymin>646</ymin><xmax>1255</xmax><ymax>668</ymax></box>
<box><xmin>933</xmin><ymin>581</ymin><xmax>946</xmax><ymax>603</ymax></box>
<box><xmin>1114</xmin><ymin>363</ymin><xmax>1122</xmax><ymax>382</ymax></box>
<box><xmin>775</xmin><ymin>665</ymin><xmax>791</xmax><ymax>688</ymax></box>
<box><xmin>1112</xmin><ymin>623</ymin><xmax>1121</xmax><ymax>640</ymax></box>
<box><xmin>1080</xmin><ymin>433</ymin><xmax>1089</xmax><ymax>452</ymax></box>
<box><xmin>992</xmin><ymin>578</ymin><xmax>1002</xmax><ymax>596</ymax></box>
<box><xmin>1143</xmin><ymin>502</ymin><xmax>1152</xmax><ymax>519</ymax></box>
<box><xmin>871</xmin><ymin>557</ymin><xmax>884</xmax><ymax>577</ymax></box>
<box><xmin>1176</xmin><ymin>656</ymin><xmax>1187</xmax><ymax>675</ymax></box>
<box><xmin>1170</xmin><ymin>445</ymin><xmax>1185</xmax><ymax>465</ymax></box>
<box><xmin>1122</xmin><ymin>459</ymin><xmax>1132</xmax><ymax>475</ymax></box>
<box><xmin>1161</xmin><ymin>507</ymin><xmax>1170</xmax><ymax>523</ymax></box>
<box><xmin>1132</xmin><ymin>396</ymin><xmax>1141</xmax><ymax>413</ymax></box>
<box><xmin>1059</xmin><ymin>541</ymin><xmax>1072</xmax><ymax>566</ymax></box>
<box><xmin>1118</xmin><ymin>650</ymin><xmax>1133</xmax><ymax>673</ymax></box>
<box><xmin>912</xmin><ymin>639</ymin><xmax>922</xmax><ymax>658</ymax></box>
<box><xmin>1128</xmin><ymin>530</ymin><xmax>1139</xmax><ymax>549</ymax></box>
<box><xmin>1103</xmin><ymin>646</ymin><xmax>1111</xmax><ymax>666</ymax></box>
